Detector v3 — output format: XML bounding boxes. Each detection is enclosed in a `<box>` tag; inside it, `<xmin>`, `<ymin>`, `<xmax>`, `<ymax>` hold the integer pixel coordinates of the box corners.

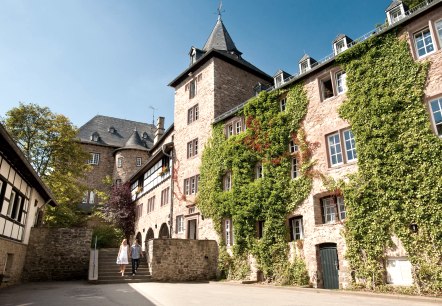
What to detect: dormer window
<box><xmin>90</xmin><ymin>132</ymin><xmax>100</xmax><ymax>142</ymax></box>
<box><xmin>299</xmin><ymin>55</ymin><xmax>317</xmax><ymax>74</ymax></box>
<box><xmin>333</xmin><ymin>35</ymin><xmax>353</xmax><ymax>55</ymax></box>
<box><xmin>189</xmin><ymin>47</ymin><xmax>204</xmax><ymax>66</ymax></box>
<box><xmin>142</xmin><ymin>132</ymin><xmax>149</xmax><ymax>140</ymax></box>
<box><xmin>273</xmin><ymin>70</ymin><xmax>291</xmax><ymax>88</ymax></box>
<box><xmin>108</xmin><ymin>126</ymin><xmax>116</xmax><ymax>134</ymax></box>
<box><xmin>386</xmin><ymin>1</ymin><xmax>408</xmax><ymax>26</ymax></box>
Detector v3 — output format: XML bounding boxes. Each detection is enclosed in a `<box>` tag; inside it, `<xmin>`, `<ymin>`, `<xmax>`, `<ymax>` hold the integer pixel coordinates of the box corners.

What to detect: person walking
<box><xmin>130</xmin><ymin>239</ymin><xmax>143</xmax><ymax>276</ymax></box>
<box><xmin>116</xmin><ymin>238</ymin><xmax>129</xmax><ymax>276</ymax></box>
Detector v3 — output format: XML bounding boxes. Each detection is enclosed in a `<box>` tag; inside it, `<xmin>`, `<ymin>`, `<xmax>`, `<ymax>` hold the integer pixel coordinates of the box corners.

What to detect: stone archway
<box><xmin>158</xmin><ymin>223</ymin><xmax>169</xmax><ymax>238</ymax></box>
<box><xmin>135</xmin><ymin>232</ymin><xmax>142</xmax><ymax>245</ymax></box>
<box><xmin>146</xmin><ymin>228</ymin><xmax>154</xmax><ymax>240</ymax></box>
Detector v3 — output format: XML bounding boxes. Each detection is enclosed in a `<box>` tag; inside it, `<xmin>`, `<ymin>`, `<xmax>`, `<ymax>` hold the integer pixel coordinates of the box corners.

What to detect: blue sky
<box><xmin>0</xmin><ymin>0</ymin><xmax>391</xmax><ymax>128</ymax></box>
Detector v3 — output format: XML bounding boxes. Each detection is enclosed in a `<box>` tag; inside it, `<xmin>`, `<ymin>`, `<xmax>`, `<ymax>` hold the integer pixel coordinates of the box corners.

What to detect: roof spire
<box><xmin>217</xmin><ymin>0</ymin><xmax>224</xmax><ymax>20</ymax></box>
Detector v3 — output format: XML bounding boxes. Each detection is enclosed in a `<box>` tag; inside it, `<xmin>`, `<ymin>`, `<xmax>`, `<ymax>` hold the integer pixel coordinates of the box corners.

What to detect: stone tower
<box><xmin>168</xmin><ymin>15</ymin><xmax>272</xmax><ymax>240</ymax></box>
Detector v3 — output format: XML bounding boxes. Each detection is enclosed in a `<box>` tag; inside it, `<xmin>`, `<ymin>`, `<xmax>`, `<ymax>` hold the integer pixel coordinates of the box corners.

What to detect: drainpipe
<box><xmin>162</xmin><ymin>143</ymin><xmax>174</xmax><ymax>238</ymax></box>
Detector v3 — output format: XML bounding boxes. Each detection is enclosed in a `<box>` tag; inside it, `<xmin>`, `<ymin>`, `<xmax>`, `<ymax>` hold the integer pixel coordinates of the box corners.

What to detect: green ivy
<box><xmin>337</xmin><ymin>33</ymin><xmax>442</xmax><ymax>293</ymax></box>
<box><xmin>198</xmin><ymin>86</ymin><xmax>311</xmax><ymax>284</ymax></box>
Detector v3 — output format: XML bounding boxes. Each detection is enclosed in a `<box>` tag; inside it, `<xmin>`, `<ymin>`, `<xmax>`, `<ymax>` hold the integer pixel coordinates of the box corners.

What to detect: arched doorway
<box><xmin>135</xmin><ymin>232</ymin><xmax>142</xmax><ymax>244</ymax></box>
<box><xmin>159</xmin><ymin>223</ymin><xmax>169</xmax><ymax>238</ymax></box>
<box><xmin>146</xmin><ymin>228</ymin><xmax>154</xmax><ymax>240</ymax></box>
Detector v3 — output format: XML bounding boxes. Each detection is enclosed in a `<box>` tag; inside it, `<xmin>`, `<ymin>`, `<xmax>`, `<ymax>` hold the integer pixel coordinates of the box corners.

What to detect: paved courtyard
<box><xmin>0</xmin><ymin>281</ymin><xmax>439</xmax><ymax>306</ymax></box>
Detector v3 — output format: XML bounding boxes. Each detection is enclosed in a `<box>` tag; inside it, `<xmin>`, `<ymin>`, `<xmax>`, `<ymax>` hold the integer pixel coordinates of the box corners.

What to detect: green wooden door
<box><xmin>320</xmin><ymin>244</ymin><xmax>339</xmax><ymax>289</ymax></box>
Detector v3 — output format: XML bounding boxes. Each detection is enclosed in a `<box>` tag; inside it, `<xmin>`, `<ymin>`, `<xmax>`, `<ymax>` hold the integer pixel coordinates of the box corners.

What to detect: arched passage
<box><xmin>159</xmin><ymin>223</ymin><xmax>169</xmax><ymax>238</ymax></box>
<box><xmin>135</xmin><ymin>232</ymin><xmax>142</xmax><ymax>244</ymax></box>
<box><xmin>146</xmin><ymin>228</ymin><xmax>154</xmax><ymax>240</ymax></box>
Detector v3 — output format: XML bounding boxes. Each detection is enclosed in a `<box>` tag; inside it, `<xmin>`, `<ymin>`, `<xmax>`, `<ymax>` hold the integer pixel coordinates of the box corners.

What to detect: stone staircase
<box><xmin>94</xmin><ymin>248</ymin><xmax>151</xmax><ymax>284</ymax></box>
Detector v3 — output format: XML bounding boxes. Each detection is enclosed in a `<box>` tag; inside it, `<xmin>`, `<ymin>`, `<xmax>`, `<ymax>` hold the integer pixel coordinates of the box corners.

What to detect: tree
<box><xmin>3</xmin><ymin>102</ymin><xmax>90</xmax><ymax>225</ymax></box>
<box><xmin>103</xmin><ymin>182</ymin><xmax>135</xmax><ymax>240</ymax></box>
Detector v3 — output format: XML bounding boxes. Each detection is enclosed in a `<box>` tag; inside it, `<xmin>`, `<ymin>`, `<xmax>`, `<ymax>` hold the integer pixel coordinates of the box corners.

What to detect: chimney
<box><xmin>154</xmin><ymin>116</ymin><xmax>165</xmax><ymax>144</ymax></box>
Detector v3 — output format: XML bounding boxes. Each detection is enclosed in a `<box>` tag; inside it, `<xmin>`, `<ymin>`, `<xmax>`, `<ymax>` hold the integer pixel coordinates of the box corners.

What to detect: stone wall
<box><xmin>147</xmin><ymin>239</ymin><xmax>218</xmax><ymax>281</ymax></box>
<box><xmin>22</xmin><ymin>227</ymin><xmax>92</xmax><ymax>282</ymax></box>
<box><xmin>0</xmin><ymin>238</ymin><xmax>27</xmax><ymax>286</ymax></box>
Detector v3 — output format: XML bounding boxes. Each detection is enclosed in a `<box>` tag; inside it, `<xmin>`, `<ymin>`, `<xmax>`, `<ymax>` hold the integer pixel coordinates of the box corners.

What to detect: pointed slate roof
<box><xmin>123</xmin><ymin>129</ymin><xmax>148</xmax><ymax>150</ymax></box>
<box><xmin>203</xmin><ymin>16</ymin><xmax>242</xmax><ymax>55</ymax></box>
<box><xmin>386</xmin><ymin>0</ymin><xmax>403</xmax><ymax>11</ymax></box>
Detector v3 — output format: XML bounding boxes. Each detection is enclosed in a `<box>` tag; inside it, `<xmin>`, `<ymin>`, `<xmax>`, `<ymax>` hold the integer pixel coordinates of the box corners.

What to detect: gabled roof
<box><xmin>203</xmin><ymin>16</ymin><xmax>242</xmax><ymax>55</ymax></box>
<box><xmin>78</xmin><ymin>115</ymin><xmax>155</xmax><ymax>149</ymax></box>
<box><xmin>0</xmin><ymin>124</ymin><xmax>57</xmax><ymax>206</ymax></box>
<box><xmin>386</xmin><ymin>0</ymin><xmax>403</xmax><ymax>11</ymax></box>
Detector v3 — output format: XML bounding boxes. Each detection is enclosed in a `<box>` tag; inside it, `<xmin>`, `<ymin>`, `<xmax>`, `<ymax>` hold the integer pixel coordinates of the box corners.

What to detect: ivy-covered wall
<box><xmin>197</xmin><ymin>29</ymin><xmax>442</xmax><ymax>293</ymax></box>
<box><xmin>198</xmin><ymin>86</ymin><xmax>311</xmax><ymax>285</ymax></box>
<box><xmin>337</xmin><ymin>32</ymin><xmax>442</xmax><ymax>293</ymax></box>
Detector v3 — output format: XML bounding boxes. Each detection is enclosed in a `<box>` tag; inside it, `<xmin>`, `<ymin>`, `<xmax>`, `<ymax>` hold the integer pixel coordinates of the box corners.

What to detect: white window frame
<box><xmin>320</xmin><ymin>75</ymin><xmax>335</xmax><ymax>101</ymax></box>
<box><xmin>136</xmin><ymin>157</ymin><xmax>142</xmax><ymax>167</ymax></box>
<box><xmin>436</xmin><ymin>19</ymin><xmax>442</xmax><ymax>48</ymax></box>
<box><xmin>88</xmin><ymin>153</ymin><xmax>100</xmax><ymax>165</ymax></box>
<box><xmin>334</xmin><ymin>39</ymin><xmax>347</xmax><ymax>55</ymax></box>
<box><xmin>300</xmin><ymin>60</ymin><xmax>309</xmax><ymax>73</ymax></box>
<box><xmin>224</xmin><ymin>219</ymin><xmax>233</xmax><ymax>246</ymax></box>
<box><xmin>177</xmin><ymin>215</ymin><xmax>184</xmax><ymax>233</ymax></box>
<box><xmin>289</xmin><ymin>140</ymin><xmax>298</xmax><ymax>154</ymax></box>
<box><xmin>343</xmin><ymin>129</ymin><xmax>357</xmax><ymax>162</ymax></box>
<box><xmin>335</xmin><ymin>71</ymin><xmax>347</xmax><ymax>95</ymax></box>
<box><xmin>223</xmin><ymin>172</ymin><xmax>232</xmax><ymax>191</ymax></box>
<box><xmin>117</xmin><ymin>157</ymin><xmax>123</xmax><ymax>168</ymax></box>
<box><xmin>327</xmin><ymin>133</ymin><xmax>343</xmax><ymax>166</ymax></box>
<box><xmin>280</xmin><ymin>98</ymin><xmax>286</xmax><ymax>111</ymax></box>
<box><xmin>255</xmin><ymin>162</ymin><xmax>263</xmax><ymax>179</ymax></box>
<box><xmin>321</xmin><ymin>196</ymin><xmax>346</xmax><ymax>224</ymax></box>
<box><xmin>7</xmin><ymin>189</ymin><xmax>16</xmax><ymax>216</ymax></box>
<box><xmin>430</xmin><ymin>97</ymin><xmax>442</xmax><ymax>136</ymax></box>
<box><xmin>89</xmin><ymin>191</ymin><xmax>95</xmax><ymax>204</ymax></box>
<box><xmin>290</xmin><ymin>216</ymin><xmax>304</xmax><ymax>240</ymax></box>
<box><xmin>235</xmin><ymin>120</ymin><xmax>242</xmax><ymax>134</ymax></box>
<box><xmin>414</xmin><ymin>27</ymin><xmax>435</xmax><ymax>58</ymax></box>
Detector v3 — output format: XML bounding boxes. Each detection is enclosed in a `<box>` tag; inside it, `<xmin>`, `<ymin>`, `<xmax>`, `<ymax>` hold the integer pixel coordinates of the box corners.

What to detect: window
<box><xmin>91</xmin><ymin>132</ymin><xmax>100</xmax><ymax>142</ymax></box>
<box><xmin>343</xmin><ymin>129</ymin><xmax>357</xmax><ymax>162</ymax></box>
<box><xmin>117</xmin><ymin>157</ymin><xmax>123</xmax><ymax>168</ymax></box>
<box><xmin>321</xmin><ymin>196</ymin><xmax>346</xmax><ymax>224</ymax></box>
<box><xmin>436</xmin><ymin>20</ymin><xmax>442</xmax><ymax>46</ymax></box>
<box><xmin>187</xmin><ymin>138</ymin><xmax>198</xmax><ymax>158</ymax></box>
<box><xmin>161</xmin><ymin>187</ymin><xmax>170</xmax><ymax>206</ymax></box>
<box><xmin>224</xmin><ymin>219</ymin><xmax>233</xmax><ymax>246</ymax></box>
<box><xmin>147</xmin><ymin>196</ymin><xmax>155</xmax><ymax>213</ymax></box>
<box><xmin>184</xmin><ymin>175</ymin><xmax>200</xmax><ymax>195</ymax></box>
<box><xmin>89</xmin><ymin>191</ymin><xmax>95</xmax><ymax>204</ymax></box>
<box><xmin>289</xmin><ymin>216</ymin><xmax>304</xmax><ymax>240</ymax></box>
<box><xmin>176</xmin><ymin>215</ymin><xmax>184</xmax><ymax>233</ymax></box>
<box><xmin>136</xmin><ymin>203</ymin><xmax>143</xmax><ymax>219</ymax></box>
<box><xmin>189</xmin><ymin>80</ymin><xmax>197</xmax><ymax>98</ymax></box>
<box><xmin>235</xmin><ymin>121</ymin><xmax>242</xmax><ymax>134</ymax></box>
<box><xmin>327</xmin><ymin>133</ymin><xmax>343</xmax><ymax>166</ymax></box>
<box><xmin>335</xmin><ymin>71</ymin><xmax>347</xmax><ymax>94</ymax></box>
<box><xmin>189</xmin><ymin>206</ymin><xmax>196</xmax><ymax>214</ymax></box>
<box><xmin>289</xmin><ymin>140</ymin><xmax>298</xmax><ymax>154</ymax></box>
<box><xmin>389</xmin><ymin>7</ymin><xmax>403</xmax><ymax>24</ymax></box>
<box><xmin>430</xmin><ymin>97</ymin><xmax>442</xmax><ymax>136</ymax></box>
<box><xmin>291</xmin><ymin>158</ymin><xmax>299</xmax><ymax>179</ymax></box>
<box><xmin>82</xmin><ymin>192</ymin><xmax>87</xmax><ymax>203</ymax></box>
<box><xmin>255</xmin><ymin>162</ymin><xmax>263</xmax><ymax>179</ymax></box>
<box><xmin>7</xmin><ymin>190</ymin><xmax>16</xmax><ymax>216</ymax></box>
<box><xmin>280</xmin><ymin>98</ymin><xmax>286</xmax><ymax>112</ymax></box>
<box><xmin>88</xmin><ymin>153</ymin><xmax>100</xmax><ymax>165</ymax></box>
<box><xmin>335</xmin><ymin>39</ymin><xmax>347</xmax><ymax>54</ymax></box>
<box><xmin>115</xmin><ymin>179</ymin><xmax>122</xmax><ymax>186</ymax></box>
<box><xmin>136</xmin><ymin>157</ymin><xmax>142</xmax><ymax>167</ymax></box>
<box><xmin>327</xmin><ymin>129</ymin><xmax>357</xmax><ymax>167</ymax></box>
<box><xmin>275</xmin><ymin>74</ymin><xmax>283</xmax><ymax>87</ymax></box>
<box><xmin>223</xmin><ymin>172</ymin><xmax>232</xmax><ymax>191</ymax></box>
<box><xmin>321</xmin><ymin>76</ymin><xmax>334</xmax><ymax>100</ymax></box>
<box><xmin>414</xmin><ymin>28</ymin><xmax>434</xmax><ymax>58</ymax></box>
<box><xmin>300</xmin><ymin>60</ymin><xmax>309</xmax><ymax>73</ymax></box>
<box><xmin>188</xmin><ymin>104</ymin><xmax>199</xmax><ymax>124</ymax></box>
<box><xmin>225</xmin><ymin>118</ymin><xmax>244</xmax><ymax>138</ymax></box>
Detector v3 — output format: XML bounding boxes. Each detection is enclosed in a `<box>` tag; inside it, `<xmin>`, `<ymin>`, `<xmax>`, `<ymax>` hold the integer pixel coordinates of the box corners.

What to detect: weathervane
<box><xmin>149</xmin><ymin>106</ymin><xmax>157</xmax><ymax>125</ymax></box>
<box><xmin>217</xmin><ymin>0</ymin><xmax>225</xmax><ymax>19</ymax></box>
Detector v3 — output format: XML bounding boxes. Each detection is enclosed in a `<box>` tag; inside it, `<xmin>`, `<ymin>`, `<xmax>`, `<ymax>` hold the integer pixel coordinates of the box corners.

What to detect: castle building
<box><xmin>95</xmin><ymin>0</ymin><xmax>442</xmax><ymax>290</ymax></box>
<box><xmin>77</xmin><ymin>115</ymin><xmax>158</xmax><ymax>211</ymax></box>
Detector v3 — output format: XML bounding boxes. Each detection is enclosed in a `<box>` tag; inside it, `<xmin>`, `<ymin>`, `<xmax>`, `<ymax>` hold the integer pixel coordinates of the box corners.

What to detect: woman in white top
<box><xmin>116</xmin><ymin>238</ymin><xmax>129</xmax><ymax>276</ymax></box>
